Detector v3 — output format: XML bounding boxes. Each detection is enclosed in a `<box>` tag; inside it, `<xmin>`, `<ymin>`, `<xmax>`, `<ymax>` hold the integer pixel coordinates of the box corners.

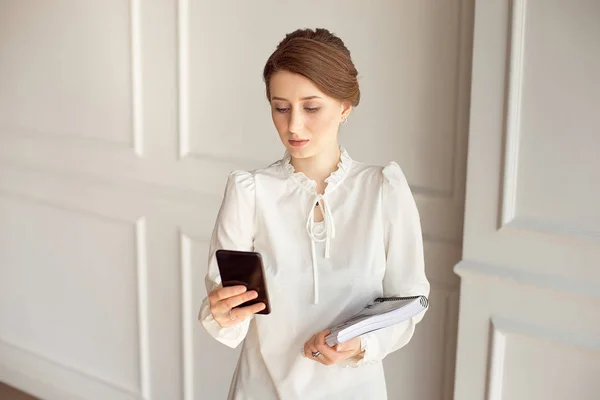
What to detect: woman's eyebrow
<box><xmin>271</xmin><ymin>96</ymin><xmax>323</xmax><ymax>101</ymax></box>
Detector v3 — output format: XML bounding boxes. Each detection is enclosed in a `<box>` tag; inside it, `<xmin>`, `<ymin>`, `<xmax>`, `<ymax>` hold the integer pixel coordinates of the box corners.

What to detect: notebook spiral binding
<box><xmin>374</xmin><ymin>295</ymin><xmax>429</xmax><ymax>308</ymax></box>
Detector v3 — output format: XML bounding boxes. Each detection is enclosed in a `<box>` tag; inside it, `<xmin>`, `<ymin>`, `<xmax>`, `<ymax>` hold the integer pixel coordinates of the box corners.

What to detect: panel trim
<box><xmin>486</xmin><ymin>316</ymin><xmax>600</xmax><ymax>400</ymax></box>
<box><xmin>497</xmin><ymin>0</ymin><xmax>600</xmax><ymax>239</ymax></box>
<box><xmin>0</xmin><ymin>339</ymin><xmax>141</xmax><ymax>400</ymax></box>
<box><xmin>486</xmin><ymin>319</ymin><xmax>507</xmax><ymax>400</ymax></box>
<box><xmin>454</xmin><ymin>260</ymin><xmax>600</xmax><ymax>299</ymax></box>
<box><xmin>0</xmin><ymin>123</ymin><xmax>133</xmax><ymax>149</ymax></box>
<box><xmin>438</xmin><ymin>290</ymin><xmax>453</xmax><ymax>399</ymax></box>
<box><xmin>500</xmin><ymin>217</ymin><xmax>600</xmax><ymax>240</ymax></box>
<box><xmin>0</xmin><ymin>362</ymin><xmax>81</xmax><ymax>400</ymax></box>
<box><xmin>0</xmin><ymin>189</ymin><xmax>133</xmax><ymax>225</ymax></box>
<box><xmin>442</xmin><ymin>291</ymin><xmax>460</xmax><ymax>400</ymax></box>
<box><xmin>131</xmin><ymin>0</ymin><xmax>144</xmax><ymax>157</ymax></box>
<box><xmin>499</xmin><ymin>0</ymin><xmax>527</xmax><ymax>228</ymax></box>
<box><xmin>0</xmin><ymin>0</ymin><xmax>140</xmax><ymax>152</ymax></box>
<box><xmin>491</xmin><ymin>316</ymin><xmax>600</xmax><ymax>353</ymax></box>
<box><xmin>0</xmin><ymin>191</ymin><xmax>151</xmax><ymax>398</ymax></box>
<box><xmin>173</xmin><ymin>0</ymin><xmax>282</xmax><ymax>165</ymax></box>
<box><xmin>447</xmin><ymin>0</ymin><xmax>473</xmax><ymax>201</ymax></box>
<box><xmin>177</xmin><ymin>0</ymin><xmax>190</xmax><ymax>159</ymax></box>
<box><xmin>176</xmin><ymin>0</ymin><xmax>252</xmax><ymax>163</ymax></box>
<box><xmin>180</xmin><ymin>232</ymin><xmax>195</xmax><ymax>400</ymax></box>
<box><xmin>135</xmin><ymin>218</ymin><xmax>151</xmax><ymax>400</ymax></box>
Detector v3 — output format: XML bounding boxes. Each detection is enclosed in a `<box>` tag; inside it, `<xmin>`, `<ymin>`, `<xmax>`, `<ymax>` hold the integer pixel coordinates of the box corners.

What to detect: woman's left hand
<box><xmin>303</xmin><ymin>330</ymin><xmax>363</xmax><ymax>366</ymax></box>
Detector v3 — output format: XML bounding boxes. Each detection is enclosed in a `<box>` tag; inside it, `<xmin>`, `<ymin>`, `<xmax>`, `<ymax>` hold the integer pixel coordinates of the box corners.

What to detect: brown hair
<box><xmin>263</xmin><ymin>28</ymin><xmax>360</xmax><ymax>107</ymax></box>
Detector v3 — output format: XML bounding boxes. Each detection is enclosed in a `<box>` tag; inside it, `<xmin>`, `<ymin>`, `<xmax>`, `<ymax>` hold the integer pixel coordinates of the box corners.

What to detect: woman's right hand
<box><xmin>208</xmin><ymin>285</ymin><xmax>266</xmax><ymax>328</ymax></box>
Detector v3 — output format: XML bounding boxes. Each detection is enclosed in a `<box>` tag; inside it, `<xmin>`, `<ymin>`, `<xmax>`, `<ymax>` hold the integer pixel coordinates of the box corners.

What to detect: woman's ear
<box><xmin>341</xmin><ymin>102</ymin><xmax>353</xmax><ymax>122</ymax></box>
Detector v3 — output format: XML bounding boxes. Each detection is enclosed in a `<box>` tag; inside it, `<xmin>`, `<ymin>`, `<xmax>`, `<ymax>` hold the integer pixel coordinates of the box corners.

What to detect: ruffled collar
<box><xmin>281</xmin><ymin>146</ymin><xmax>353</xmax><ymax>194</ymax></box>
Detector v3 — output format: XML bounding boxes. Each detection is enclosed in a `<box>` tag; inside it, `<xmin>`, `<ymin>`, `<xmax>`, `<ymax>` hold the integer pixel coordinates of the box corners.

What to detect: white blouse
<box><xmin>199</xmin><ymin>147</ymin><xmax>430</xmax><ymax>400</ymax></box>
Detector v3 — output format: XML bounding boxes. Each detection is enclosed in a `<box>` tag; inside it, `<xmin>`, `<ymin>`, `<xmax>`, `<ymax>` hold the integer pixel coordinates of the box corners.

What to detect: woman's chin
<box><xmin>285</xmin><ymin>144</ymin><xmax>313</xmax><ymax>159</ymax></box>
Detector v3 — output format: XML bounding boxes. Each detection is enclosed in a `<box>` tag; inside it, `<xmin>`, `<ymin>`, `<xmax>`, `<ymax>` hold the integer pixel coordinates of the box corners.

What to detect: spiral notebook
<box><xmin>325</xmin><ymin>295</ymin><xmax>429</xmax><ymax>346</ymax></box>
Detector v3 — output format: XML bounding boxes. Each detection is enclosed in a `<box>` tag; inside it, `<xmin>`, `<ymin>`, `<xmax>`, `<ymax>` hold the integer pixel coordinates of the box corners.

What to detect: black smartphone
<box><xmin>215</xmin><ymin>249</ymin><xmax>271</xmax><ymax>315</ymax></box>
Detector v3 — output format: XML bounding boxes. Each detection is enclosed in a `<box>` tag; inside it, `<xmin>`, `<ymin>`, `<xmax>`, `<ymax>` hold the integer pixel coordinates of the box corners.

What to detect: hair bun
<box><xmin>263</xmin><ymin>28</ymin><xmax>360</xmax><ymax>107</ymax></box>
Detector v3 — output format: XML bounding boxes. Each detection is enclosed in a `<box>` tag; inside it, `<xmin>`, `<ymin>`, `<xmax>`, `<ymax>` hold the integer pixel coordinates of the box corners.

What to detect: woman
<box><xmin>199</xmin><ymin>28</ymin><xmax>430</xmax><ymax>399</ymax></box>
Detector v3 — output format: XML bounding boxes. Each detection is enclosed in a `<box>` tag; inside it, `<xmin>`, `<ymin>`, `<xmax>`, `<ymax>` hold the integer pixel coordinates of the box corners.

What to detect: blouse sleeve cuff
<box><xmin>338</xmin><ymin>335</ymin><xmax>376</xmax><ymax>368</ymax></box>
<box><xmin>198</xmin><ymin>296</ymin><xmax>248</xmax><ymax>349</ymax></box>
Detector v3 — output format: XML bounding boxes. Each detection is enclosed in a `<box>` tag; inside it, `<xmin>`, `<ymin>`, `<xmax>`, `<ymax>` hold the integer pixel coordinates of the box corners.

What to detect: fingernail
<box><xmin>336</xmin><ymin>345</ymin><xmax>343</xmax><ymax>352</ymax></box>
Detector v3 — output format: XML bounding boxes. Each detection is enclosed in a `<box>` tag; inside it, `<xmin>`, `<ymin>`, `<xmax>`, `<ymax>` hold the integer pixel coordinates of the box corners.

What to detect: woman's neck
<box><xmin>291</xmin><ymin>144</ymin><xmax>341</xmax><ymax>193</ymax></box>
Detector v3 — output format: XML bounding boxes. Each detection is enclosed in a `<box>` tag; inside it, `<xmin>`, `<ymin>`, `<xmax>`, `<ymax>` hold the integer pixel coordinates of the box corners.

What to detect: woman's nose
<box><xmin>289</xmin><ymin>109</ymin><xmax>304</xmax><ymax>133</ymax></box>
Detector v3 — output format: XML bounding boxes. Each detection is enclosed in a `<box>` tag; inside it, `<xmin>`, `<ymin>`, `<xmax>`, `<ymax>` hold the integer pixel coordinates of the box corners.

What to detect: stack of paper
<box><xmin>325</xmin><ymin>295</ymin><xmax>429</xmax><ymax>346</ymax></box>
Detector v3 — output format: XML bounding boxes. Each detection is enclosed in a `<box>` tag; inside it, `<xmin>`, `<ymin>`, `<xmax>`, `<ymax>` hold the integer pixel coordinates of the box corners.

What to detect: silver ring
<box><xmin>311</xmin><ymin>351</ymin><xmax>321</xmax><ymax>358</ymax></box>
<box><xmin>228</xmin><ymin>309</ymin><xmax>236</xmax><ymax>321</ymax></box>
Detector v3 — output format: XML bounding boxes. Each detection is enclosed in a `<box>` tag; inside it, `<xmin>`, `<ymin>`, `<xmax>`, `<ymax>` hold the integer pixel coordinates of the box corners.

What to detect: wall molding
<box><xmin>499</xmin><ymin>0</ymin><xmax>527</xmax><ymax>228</ymax></box>
<box><xmin>135</xmin><ymin>218</ymin><xmax>151</xmax><ymax>400</ymax></box>
<box><xmin>0</xmin><ymin>339</ymin><xmax>141</xmax><ymax>400</ymax></box>
<box><xmin>179</xmin><ymin>232</ymin><xmax>195</xmax><ymax>400</ymax></box>
<box><xmin>447</xmin><ymin>0</ymin><xmax>472</xmax><ymax>202</ymax></box>
<box><xmin>0</xmin><ymin>0</ymin><xmax>142</xmax><ymax>154</ymax></box>
<box><xmin>131</xmin><ymin>0</ymin><xmax>144</xmax><ymax>157</ymax></box>
<box><xmin>495</xmin><ymin>0</ymin><xmax>600</xmax><ymax>240</ymax></box>
<box><xmin>486</xmin><ymin>315</ymin><xmax>600</xmax><ymax>400</ymax></box>
<box><xmin>485</xmin><ymin>319</ymin><xmax>507</xmax><ymax>400</ymax></box>
<box><xmin>454</xmin><ymin>260</ymin><xmax>600</xmax><ymax>299</ymax></box>
<box><xmin>177</xmin><ymin>0</ymin><xmax>190</xmax><ymax>159</ymax></box>
<box><xmin>491</xmin><ymin>316</ymin><xmax>600</xmax><ymax>353</ymax></box>
<box><xmin>0</xmin><ymin>193</ymin><xmax>151</xmax><ymax>399</ymax></box>
<box><xmin>499</xmin><ymin>217</ymin><xmax>600</xmax><ymax>240</ymax></box>
<box><xmin>0</xmin><ymin>123</ymin><xmax>132</xmax><ymax>150</ymax></box>
<box><xmin>0</xmin><ymin>188</ymin><xmax>134</xmax><ymax>225</ymax></box>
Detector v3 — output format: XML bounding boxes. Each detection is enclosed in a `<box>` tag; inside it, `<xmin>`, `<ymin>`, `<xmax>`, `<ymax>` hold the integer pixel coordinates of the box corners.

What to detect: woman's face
<box><xmin>269</xmin><ymin>70</ymin><xmax>351</xmax><ymax>159</ymax></box>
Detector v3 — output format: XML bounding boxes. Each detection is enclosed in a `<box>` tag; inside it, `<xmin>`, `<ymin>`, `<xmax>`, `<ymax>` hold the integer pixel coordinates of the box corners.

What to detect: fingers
<box><xmin>304</xmin><ymin>330</ymin><xmax>359</xmax><ymax>366</ymax></box>
<box><xmin>303</xmin><ymin>338</ymin><xmax>314</xmax><ymax>359</ymax></box>
<box><xmin>208</xmin><ymin>285</ymin><xmax>266</xmax><ymax>328</ymax></box>
<box><xmin>209</xmin><ymin>285</ymin><xmax>247</xmax><ymax>303</ymax></box>
<box><xmin>304</xmin><ymin>332</ymin><xmax>335</xmax><ymax>365</ymax></box>
<box><xmin>335</xmin><ymin>336</ymin><xmax>362</xmax><ymax>354</ymax></box>
<box><xmin>231</xmin><ymin>302</ymin><xmax>266</xmax><ymax>321</ymax></box>
<box><xmin>213</xmin><ymin>304</ymin><xmax>262</xmax><ymax>328</ymax></box>
<box><xmin>213</xmin><ymin>302</ymin><xmax>265</xmax><ymax>328</ymax></box>
<box><xmin>314</xmin><ymin>331</ymin><xmax>338</xmax><ymax>361</ymax></box>
<box><xmin>213</xmin><ymin>290</ymin><xmax>259</xmax><ymax>314</ymax></box>
<box><xmin>304</xmin><ymin>334</ymin><xmax>319</xmax><ymax>358</ymax></box>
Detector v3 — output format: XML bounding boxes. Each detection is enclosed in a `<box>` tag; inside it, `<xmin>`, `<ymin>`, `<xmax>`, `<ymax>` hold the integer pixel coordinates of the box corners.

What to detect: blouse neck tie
<box><xmin>305</xmin><ymin>194</ymin><xmax>335</xmax><ymax>304</ymax></box>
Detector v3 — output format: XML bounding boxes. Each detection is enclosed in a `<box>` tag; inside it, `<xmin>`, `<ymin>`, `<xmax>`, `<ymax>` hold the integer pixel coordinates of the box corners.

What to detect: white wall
<box><xmin>454</xmin><ymin>0</ymin><xmax>600</xmax><ymax>399</ymax></box>
<box><xmin>0</xmin><ymin>1</ymin><xmax>474</xmax><ymax>399</ymax></box>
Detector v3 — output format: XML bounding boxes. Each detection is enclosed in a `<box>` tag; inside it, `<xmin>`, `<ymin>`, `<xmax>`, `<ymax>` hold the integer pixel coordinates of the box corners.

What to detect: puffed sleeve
<box><xmin>348</xmin><ymin>162</ymin><xmax>430</xmax><ymax>366</ymax></box>
<box><xmin>198</xmin><ymin>170</ymin><xmax>256</xmax><ymax>348</ymax></box>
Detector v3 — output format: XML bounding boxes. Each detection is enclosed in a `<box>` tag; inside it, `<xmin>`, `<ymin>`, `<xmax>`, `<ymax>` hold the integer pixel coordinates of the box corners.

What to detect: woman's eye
<box><xmin>275</xmin><ymin>107</ymin><xmax>290</xmax><ymax>113</ymax></box>
<box><xmin>305</xmin><ymin>107</ymin><xmax>320</xmax><ymax>113</ymax></box>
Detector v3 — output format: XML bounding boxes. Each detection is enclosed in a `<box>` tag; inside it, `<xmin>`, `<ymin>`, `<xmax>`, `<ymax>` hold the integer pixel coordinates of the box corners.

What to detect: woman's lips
<box><xmin>289</xmin><ymin>139</ymin><xmax>310</xmax><ymax>147</ymax></box>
